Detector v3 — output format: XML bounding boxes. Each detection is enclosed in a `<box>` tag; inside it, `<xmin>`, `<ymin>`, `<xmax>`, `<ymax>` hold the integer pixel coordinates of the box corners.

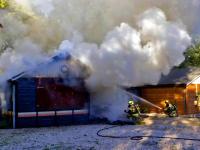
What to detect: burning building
<box><xmin>2</xmin><ymin>52</ymin><xmax>90</xmax><ymax>128</ymax></box>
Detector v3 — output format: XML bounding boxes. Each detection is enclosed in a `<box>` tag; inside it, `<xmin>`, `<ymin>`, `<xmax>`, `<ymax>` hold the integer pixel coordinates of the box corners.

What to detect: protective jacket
<box><xmin>195</xmin><ymin>93</ymin><xmax>200</xmax><ymax>107</ymax></box>
<box><xmin>164</xmin><ymin>103</ymin><xmax>178</xmax><ymax>117</ymax></box>
<box><xmin>125</xmin><ymin>104</ymin><xmax>139</xmax><ymax>118</ymax></box>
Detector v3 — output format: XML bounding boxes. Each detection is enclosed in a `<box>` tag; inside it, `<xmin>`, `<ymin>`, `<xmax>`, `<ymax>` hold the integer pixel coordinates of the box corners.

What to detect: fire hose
<box><xmin>97</xmin><ymin>125</ymin><xmax>200</xmax><ymax>141</ymax></box>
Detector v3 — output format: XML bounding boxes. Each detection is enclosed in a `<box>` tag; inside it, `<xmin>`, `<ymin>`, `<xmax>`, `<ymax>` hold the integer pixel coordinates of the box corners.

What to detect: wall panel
<box><xmin>142</xmin><ymin>86</ymin><xmax>185</xmax><ymax>115</ymax></box>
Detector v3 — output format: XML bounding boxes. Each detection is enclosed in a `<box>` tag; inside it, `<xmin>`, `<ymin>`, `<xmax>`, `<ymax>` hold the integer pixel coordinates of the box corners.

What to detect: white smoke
<box><xmin>58</xmin><ymin>7</ymin><xmax>191</xmax><ymax>120</ymax></box>
<box><xmin>0</xmin><ymin>0</ymin><xmax>199</xmax><ymax>120</ymax></box>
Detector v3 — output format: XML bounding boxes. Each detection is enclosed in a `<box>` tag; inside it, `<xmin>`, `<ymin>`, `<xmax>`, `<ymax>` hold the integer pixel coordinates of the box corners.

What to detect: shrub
<box><xmin>140</xmin><ymin>106</ymin><xmax>150</xmax><ymax>113</ymax></box>
<box><xmin>0</xmin><ymin>116</ymin><xmax>12</xmax><ymax>129</ymax></box>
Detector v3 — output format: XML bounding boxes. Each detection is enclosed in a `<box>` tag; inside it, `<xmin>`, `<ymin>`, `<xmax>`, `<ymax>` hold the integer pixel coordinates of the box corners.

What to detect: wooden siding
<box><xmin>142</xmin><ymin>86</ymin><xmax>185</xmax><ymax>115</ymax></box>
<box><xmin>16</xmin><ymin>78</ymin><xmax>37</xmax><ymax>112</ymax></box>
<box><xmin>15</xmin><ymin>77</ymin><xmax>90</xmax><ymax>128</ymax></box>
<box><xmin>174</xmin><ymin>87</ymin><xmax>185</xmax><ymax>115</ymax></box>
<box><xmin>186</xmin><ymin>84</ymin><xmax>200</xmax><ymax>114</ymax></box>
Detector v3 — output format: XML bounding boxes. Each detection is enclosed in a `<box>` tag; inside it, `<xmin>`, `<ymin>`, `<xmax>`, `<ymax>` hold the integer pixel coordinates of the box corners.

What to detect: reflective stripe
<box><xmin>38</xmin><ymin>111</ymin><xmax>55</xmax><ymax>116</ymax></box>
<box><xmin>18</xmin><ymin>112</ymin><xmax>36</xmax><ymax>117</ymax></box>
<box><xmin>17</xmin><ymin>109</ymin><xmax>88</xmax><ymax>117</ymax></box>
<box><xmin>57</xmin><ymin>110</ymin><xmax>72</xmax><ymax>116</ymax></box>
<box><xmin>74</xmin><ymin>109</ymin><xmax>88</xmax><ymax>115</ymax></box>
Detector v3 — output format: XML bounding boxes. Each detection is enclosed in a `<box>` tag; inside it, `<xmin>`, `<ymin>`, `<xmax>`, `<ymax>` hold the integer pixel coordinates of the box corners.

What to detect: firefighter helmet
<box><xmin>165</xmin><ymin>100</ymin><xmax>169</xmax><ymax>103</ymax></box>
<box><xmin>128</xmin><ymin>101</ymin><xmax>134</xmax><ymax>105</ymax></box>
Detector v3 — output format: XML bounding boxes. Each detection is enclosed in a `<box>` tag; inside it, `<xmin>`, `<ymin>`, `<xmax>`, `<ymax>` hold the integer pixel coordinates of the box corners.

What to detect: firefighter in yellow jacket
<box><xmin>195</xmin><ymin>91</ymin><xmax>200</xmax><ymax>109</ymax></box>
<box><xmin>124</xmin><ymin>101</ymin><xmax>140</xmax><ymax>124</ymax></box>
<box><xmin>163</xmin><ymin>100</ymin><xmax>178</xmax><ymax>117</ymax></box>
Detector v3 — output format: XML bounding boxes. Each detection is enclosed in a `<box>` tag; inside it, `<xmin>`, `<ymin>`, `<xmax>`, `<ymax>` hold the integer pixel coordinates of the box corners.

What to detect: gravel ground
<box><xmin>0</xmin><ymin>115</ymin><xmax>200</xmax><ymax>150</ymax></box>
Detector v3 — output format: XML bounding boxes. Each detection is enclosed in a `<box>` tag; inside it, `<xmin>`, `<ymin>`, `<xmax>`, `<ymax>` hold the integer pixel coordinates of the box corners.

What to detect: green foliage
<box><xmin>140</xmin><ymin>106</ymin><xmax>150</xmax><ymax>113</ymax></box>
<box><xmin>0</xmin><ymin>116</ymin><xmax>12</xmax><ymax>129</ymax></box>
<box><xmin>174</xmin><ymin>35</ymin><xmax>200</xmax><ymax>69</ymax></box>
<box><xmin>0</xmin><ymin>0</ymin><xmax>63</xmax><ymax>55</ymax></box>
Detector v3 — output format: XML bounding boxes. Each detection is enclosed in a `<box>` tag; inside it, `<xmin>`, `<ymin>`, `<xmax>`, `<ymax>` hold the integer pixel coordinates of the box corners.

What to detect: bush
<box><xmin>0</xmin><ymin>116</ymin><xmax>12</xmax><ymax>129</ymax></box>
<box><xmin>140</xmin><ymin>106</ymin><xmax>150</xmax><ymax>113</ymax></box>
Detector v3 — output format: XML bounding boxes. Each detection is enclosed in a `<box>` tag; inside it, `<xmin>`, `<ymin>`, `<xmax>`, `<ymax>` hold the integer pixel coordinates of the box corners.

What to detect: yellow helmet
<box><xmin>128</xmin><ymin>101</ymin><xmax>134</xmax><ymax>105</ymax></box>
<box><xmin>165</xmin><ymin>100</ymin><xmax>169</xmax><ymax>103</ymax></box>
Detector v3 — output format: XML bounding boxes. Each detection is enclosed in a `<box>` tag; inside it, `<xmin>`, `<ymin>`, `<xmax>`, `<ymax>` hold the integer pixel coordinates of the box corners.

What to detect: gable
<box><xmin>11</xmin><ymin>53</ymin><xmax>90</xmax><ymax>81</ymax></box>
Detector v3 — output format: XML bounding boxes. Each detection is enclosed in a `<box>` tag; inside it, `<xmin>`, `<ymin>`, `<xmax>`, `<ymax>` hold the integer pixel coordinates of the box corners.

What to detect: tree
<box><xmin>173</xmin><ymin>35</ymin><xmax>200</xmax><ymax>69</ymax></box>
<box><xmin>0</xmin><ymin>0</ymin><xmax>64</xmax><ymax>55</ymax></box>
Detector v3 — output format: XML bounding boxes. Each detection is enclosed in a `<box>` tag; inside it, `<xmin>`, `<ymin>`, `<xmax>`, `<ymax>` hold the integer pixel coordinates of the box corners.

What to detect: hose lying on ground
<box><xmin>97</xmin><ymin>125</ymin><xmax>200</xmax><ymax>141</ymax></box>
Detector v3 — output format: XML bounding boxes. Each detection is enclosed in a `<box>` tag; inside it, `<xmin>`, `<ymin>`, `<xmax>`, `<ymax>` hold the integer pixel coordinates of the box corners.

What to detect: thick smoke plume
<box><xmin>0</xmin><ymin>0</ymin><xmax>200</xmax><ymax>120</ymax></box>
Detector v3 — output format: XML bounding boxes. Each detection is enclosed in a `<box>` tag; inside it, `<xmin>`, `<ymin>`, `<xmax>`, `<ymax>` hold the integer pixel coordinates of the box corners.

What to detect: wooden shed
<box><xmin>140</xmin><ymin>67</ymin><xmax>200</xmax><ymax>115</ymax></box>
<box><xmin>3</xmin><ymin>52</ymin><xmax>90</xmax><ymax>128</ymax></box>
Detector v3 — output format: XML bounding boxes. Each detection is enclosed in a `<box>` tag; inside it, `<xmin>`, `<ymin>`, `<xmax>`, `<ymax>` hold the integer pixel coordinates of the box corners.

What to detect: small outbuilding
<box><xmin>3</xmin><ymin>52</ymin><xmax>90</xmax><ymax>128</ymax></box>
<box><xmin>139</xmin><ymin>67</ymin><xmax>200</xmax><ymax>115</ymax></box>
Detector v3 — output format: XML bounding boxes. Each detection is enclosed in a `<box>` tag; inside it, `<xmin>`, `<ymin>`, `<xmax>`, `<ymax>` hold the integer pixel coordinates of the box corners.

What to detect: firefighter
<box><xmin>124</xmin><ymin>101</ymin><xmax>140</xmax><ymax>124</ymax></box>
<box><xmin>163</xmin><ymin>100</ymin><xmax>178</xmax><ymax>117</ymax></box>
<box><xmin>195</xmin><ymin>91</ymin><xmax>200</xmax><ymax>101</ymax></box>
<box><xmin>195</xmin><ymin>91</ymin><xmax>200</xmax><ymax>109</ymax></box>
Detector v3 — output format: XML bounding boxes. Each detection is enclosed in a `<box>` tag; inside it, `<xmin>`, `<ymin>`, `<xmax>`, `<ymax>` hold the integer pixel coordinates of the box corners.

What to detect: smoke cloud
<box><xmin>0</xmin><ymin>0</ymin><xmax>199</xmax><ymax>120</ymax></box>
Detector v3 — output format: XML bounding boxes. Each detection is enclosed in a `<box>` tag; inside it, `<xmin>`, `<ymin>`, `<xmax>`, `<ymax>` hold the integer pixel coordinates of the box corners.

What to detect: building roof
<box><xmin>157</xmin><ymin>67</ymin><xmax>200</xmax><ymax>85</ymax></box>
<box><xmin>10</xmin><ymin>52</ymin><xmax>70</xmax><ymax>81</ymax></box>
<box><xmin>10</xmin><ymin>52</ymin><xmax>90</xmax><ymax>81</ymax></box>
